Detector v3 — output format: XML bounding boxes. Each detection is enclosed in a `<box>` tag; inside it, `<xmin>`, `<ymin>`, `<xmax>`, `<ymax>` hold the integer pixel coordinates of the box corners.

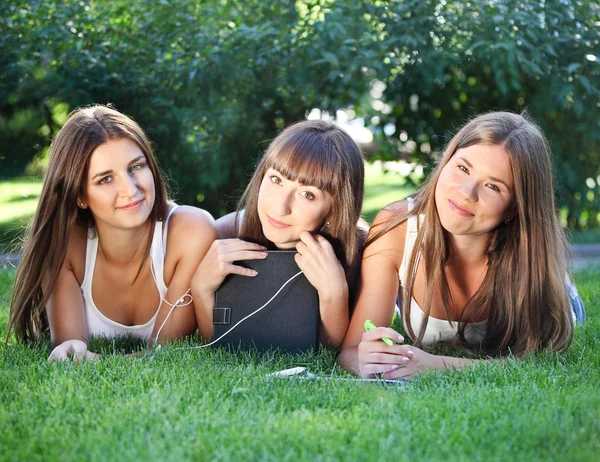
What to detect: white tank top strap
<box><xmin>150</xmin><ymin>203</ymin><xmax>179</xmax><ymax>295</ymax></box>
<box><xmin>398</xmin><ymin>197</ymin><xmax>420</xmax><ymax>287</ymax></box>
<box><xmin>81</xmin><ymin>229</ymin><xmax>98</xmax><ymax>296</ymax></box>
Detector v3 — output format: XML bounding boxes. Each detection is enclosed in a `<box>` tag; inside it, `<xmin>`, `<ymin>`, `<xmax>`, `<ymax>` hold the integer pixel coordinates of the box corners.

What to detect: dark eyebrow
<box><xmin>91</xmin><ymin>156</ymin><xmax>145</xmax><ymax>181</ymax></box>
<box><xmin>489</xmin><ymin>176</ymin><xmax>512</xmax><ymax>191</ymax></box>
<box><xmin>92</xmin><ymin>169</ymin><xmax>112</xmax><ymax>181</ymax></box>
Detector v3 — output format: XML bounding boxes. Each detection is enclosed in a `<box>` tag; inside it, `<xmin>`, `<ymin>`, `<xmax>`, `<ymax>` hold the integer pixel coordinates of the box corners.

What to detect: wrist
<box><xmin>318</xmin><ymin>279</ymin><xmax>348</xmax><ymax>303</ymax></box>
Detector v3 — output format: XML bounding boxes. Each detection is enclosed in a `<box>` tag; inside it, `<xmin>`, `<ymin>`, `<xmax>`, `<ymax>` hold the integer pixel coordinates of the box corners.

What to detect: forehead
<box><xmin>453</xmin><ymin>144</ymin><xmax>513</xmax><ymax>184</ymax></box>
<box><xmin>88</xmin><ymin>138</ymin><xmax>144</xmax><ymax>172</ymax></box>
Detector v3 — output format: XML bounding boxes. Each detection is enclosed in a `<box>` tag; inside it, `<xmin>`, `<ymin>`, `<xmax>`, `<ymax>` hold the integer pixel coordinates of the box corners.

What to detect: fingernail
<box><xmin>251</xmin><ymin>270</ymin><xmax>258</xmax><ymax>276</ymax></box>
<box><xmin>389</xmin><ymin>365</ymin><xmax>399</xmax><ymax>371</ymax></box>
<box><xmin>406</xmin><ymin>350</ymin><xmax>414</xmax><ymax>357</ymax></box>
<box><xmin>401</xmin><ymin>357</ymin><xmax>409</xmax><ymax>363</ymax></box>
<box><xmin>398</xmin><ymin>335</ymin><xmax>404</xmax><ymax>342</ymax></box>
<box><xmin>261</xmin><ymin>252</ymin><xmax>268</xmax><ymax>257</ymax></box>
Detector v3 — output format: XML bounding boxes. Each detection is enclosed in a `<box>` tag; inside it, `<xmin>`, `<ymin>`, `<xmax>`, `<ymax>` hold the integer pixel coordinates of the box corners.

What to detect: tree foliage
<box><xmin>362</xmin><ymin>0</ymin><xmax>600</xmax><ymax>227</ymax></box>
<box><xmin>0</xmin><ymin>0</ymin><xmax>598</xmax><ymax>226</ymax></box>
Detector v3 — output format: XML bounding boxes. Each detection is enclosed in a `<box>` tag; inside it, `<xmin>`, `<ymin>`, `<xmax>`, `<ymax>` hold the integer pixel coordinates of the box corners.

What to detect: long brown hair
<box><xmin>369</xmin><ymin>111</ymin><xmax>573</xmax><ymax>356</ymax></box>
<box><xmin>8</xmin><ymin>105</ymin><xmax>168</xmax><ymax>342</ymax></box>
<box><xmin>236</xmin><ymin>120</ymin><xmax>364</xmax><ymax>268</ymax></box>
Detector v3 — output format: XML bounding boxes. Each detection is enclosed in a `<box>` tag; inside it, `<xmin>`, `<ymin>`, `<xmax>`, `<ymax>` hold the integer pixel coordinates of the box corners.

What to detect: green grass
<box><xmin>0</xmin><ymin>177</ymin><xmax>42</xmax><ymax>253</ymax></box>
<box><xmin>1</xmin><ymin>265</ymin><xmax>599</xmax><ymax>461</ymax></box>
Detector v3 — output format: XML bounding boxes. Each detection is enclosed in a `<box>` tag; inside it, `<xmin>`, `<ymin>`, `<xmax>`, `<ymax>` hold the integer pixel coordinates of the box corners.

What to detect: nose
<box><xmin>118</xmin><ymin>173</ymin><xmax>139</xmax><ymax>198</ymax></box>
<box><xmin>458</xmin><ymin>179</ymin><xmax>478</xmax><ymax>202</ymax></box>
<box><xmin>273</xmin><ymin>189</ymin><xmax>292</xmax><ymax>216</ymax></box>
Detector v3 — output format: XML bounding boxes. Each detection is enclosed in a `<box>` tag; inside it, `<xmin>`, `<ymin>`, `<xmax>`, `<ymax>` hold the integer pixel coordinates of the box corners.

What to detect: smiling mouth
<box><xmin>448</xmin><ymin>199</ymin><xmax>475</xmax><ymax>217</ymax></box>
<box><xmin>266</xmin><ymin>215</ymin><xmax>291</xmax><ymax>229</ymax></box>
<box><xmin>118</xmin><ymin>198</ymin><xmax>144</xmax><ymax>210</ymax></box>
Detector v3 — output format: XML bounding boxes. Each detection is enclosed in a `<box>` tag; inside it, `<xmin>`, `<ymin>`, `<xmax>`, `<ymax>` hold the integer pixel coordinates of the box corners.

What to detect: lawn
<box><xmin>1</xmin><ymin>164</ymin><xmax>599</xmax><ymax>461</ymax></box>
<box><xmin>1</xmin><ymin>265</ymin><xmax>599</xmax><ymax>461</ymax></box>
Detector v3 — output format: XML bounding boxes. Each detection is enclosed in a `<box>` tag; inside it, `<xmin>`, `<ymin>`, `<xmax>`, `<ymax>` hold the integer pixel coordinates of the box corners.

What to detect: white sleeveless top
<box><xmin>399</xmin><ymin>199</ymin><xmax>486</xmax><ymax>344</ymax></box>
<box><xmin>81</xmin><ymin>205</ymin><xmax>178</xmax><ymax>339</ymax></box>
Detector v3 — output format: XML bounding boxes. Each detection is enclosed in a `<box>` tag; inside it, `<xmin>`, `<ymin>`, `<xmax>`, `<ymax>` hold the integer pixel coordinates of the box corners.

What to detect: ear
<box><xmin>77</xmin><ymin>196</ymin><xmax>87</xmax><ymax>209</ymax></box>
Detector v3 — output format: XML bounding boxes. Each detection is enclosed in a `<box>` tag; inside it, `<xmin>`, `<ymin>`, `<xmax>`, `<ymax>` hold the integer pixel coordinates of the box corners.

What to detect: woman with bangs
<box><xmin>191</xmin><ymin>120</ymin><xmax>366</xmax><ymax>347</ymax></box>
<box><xmin>338</xmin><ymin>111</ymin><xmax>584</xmax><ymax>380</ymax></box>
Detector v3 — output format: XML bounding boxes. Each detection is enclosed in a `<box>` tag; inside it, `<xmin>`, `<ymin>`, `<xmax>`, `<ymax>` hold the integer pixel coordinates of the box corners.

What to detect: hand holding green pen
<box><xmin>364</xmin><ymin>319</ymin><xmax>394</xmax><ymax>346</ymax></box>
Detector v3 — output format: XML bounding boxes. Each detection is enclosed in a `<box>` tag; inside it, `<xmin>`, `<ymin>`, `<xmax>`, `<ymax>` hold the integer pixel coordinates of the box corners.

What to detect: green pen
<box><xmin>364</xmin><ymin>319</ymin><xmax>394</xmax><ymax>346</ymax></box>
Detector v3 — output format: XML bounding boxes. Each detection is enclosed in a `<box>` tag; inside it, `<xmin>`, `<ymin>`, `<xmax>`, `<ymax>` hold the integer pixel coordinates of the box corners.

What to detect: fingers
<box><xmin>224</xmin><ymin>262</ymin><xmax>260</xmax><ymax>277</ymax></box>
<box><xmin>296</xmin><ymin>232</ymin><xmax>333</xmax><ymax>255</ymax></box>
<box><xmin>48</xmin><ymin>340</ymin><xmax>97</xmax><ymax>362</ymax></box>
<box><xmin>211</xmin><ymin>239</ymin><xmax>267</xmax><ymax>254</ymax></box>
<box><xmin>362</xmin><ymin>327</ymin><xmax>404</xmax><ymax>344</ymax></box>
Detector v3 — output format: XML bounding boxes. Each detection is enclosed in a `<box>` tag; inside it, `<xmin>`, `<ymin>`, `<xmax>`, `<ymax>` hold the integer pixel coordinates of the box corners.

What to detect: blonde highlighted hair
<box><xmin>369</xmin><ymin>111</ymin><xmax>573</xmax><ymax>356</ymax></box>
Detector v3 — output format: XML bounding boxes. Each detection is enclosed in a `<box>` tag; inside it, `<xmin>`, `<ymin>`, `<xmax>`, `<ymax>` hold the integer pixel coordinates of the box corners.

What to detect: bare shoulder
<box><xmin>167</xmin><ymin>206</ymin><xmax>218</xmax><ymax>254</ymax></box>
<box><xmin>215</xmin><ymin>210</ymin><xmax>241</xmax><ymax>239</ymax></box>
<box><xmin>365</xmin><ymin>199</ymin><xmax>411</xmax><ymax>262</ymax></box>
<box><xmin>374</xmin><ymin>199</ymin><xmax>411</xmax><ymax>226</ymax></box>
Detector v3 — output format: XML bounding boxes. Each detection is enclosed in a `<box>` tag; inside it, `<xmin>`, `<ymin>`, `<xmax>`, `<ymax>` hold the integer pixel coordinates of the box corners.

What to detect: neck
<box><xmin>95</xmin><ymin>221</ymin><xmax>154</xmax><ymax>266</ymax></box>
<box><xmin>446</xmin><ymin>232</ymin><xmax>489</xmax><ymax>266</ymax></box>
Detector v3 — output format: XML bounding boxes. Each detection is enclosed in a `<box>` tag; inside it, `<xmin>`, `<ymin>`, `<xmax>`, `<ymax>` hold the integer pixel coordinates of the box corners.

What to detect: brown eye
<box><xmin>300</xmin><ymin>191</ymin><xmax>315</xmax><ymax>201</ymax></box>
<box><xmin>270</xmin><ymin>175</ymin><xmax>282</xmax><ymax>185</ymax></box>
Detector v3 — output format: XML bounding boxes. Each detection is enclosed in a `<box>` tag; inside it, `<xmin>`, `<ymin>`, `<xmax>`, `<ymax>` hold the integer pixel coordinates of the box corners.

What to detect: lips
<box><xmin>266</xmin><ymin>215</ymin><xmax>291</xmax><ymax>229</ymax></box>
<box><xmin>448</xmin><ymin>199</ymin><xmax>475</xmax><ymax>217</ymax></box>
<box><xmin>118</xmin><ymin>198</ymin><xmax>144</xmax><ymax>210</ymax></box>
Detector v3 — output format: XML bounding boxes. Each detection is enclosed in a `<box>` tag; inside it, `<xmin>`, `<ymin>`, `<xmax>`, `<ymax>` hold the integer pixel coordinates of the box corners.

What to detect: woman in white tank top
<box><xmin>8</xmin><ymin>105</ymin><xmax>217</xmax><ymax>361</ymax></box>
<box><xmin>339</xmin><ymin>112</ymin><xmax>581</xmax><ymax>380</ymax></box>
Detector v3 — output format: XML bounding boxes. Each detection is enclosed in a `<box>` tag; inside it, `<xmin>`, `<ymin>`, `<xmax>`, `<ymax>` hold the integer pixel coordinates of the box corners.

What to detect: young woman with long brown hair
<box><xmin>338</xmin><ymin>111</ymin><xmax>584</xmax><ymax>379</ymax></box>
<box><xmin>191</xmin><ymin>120</ymin><xmax>366</xmax><ymax>347</ymax></box>
<box><xmin>8</xmin><ymin>105</ymin><xmax>217</xmax><ymax>360</ymax></box>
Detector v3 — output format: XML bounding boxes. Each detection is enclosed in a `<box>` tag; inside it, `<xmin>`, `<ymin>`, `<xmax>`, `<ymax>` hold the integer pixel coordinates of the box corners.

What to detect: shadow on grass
<box><xmin>4</xmin><ymin>193</ymin><xmax>41</xmax><ymax>204</ymax></box>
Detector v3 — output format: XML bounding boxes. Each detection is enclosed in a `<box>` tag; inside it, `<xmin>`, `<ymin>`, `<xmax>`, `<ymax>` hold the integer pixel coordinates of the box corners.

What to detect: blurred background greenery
<box><xmin>1</xmin><ymin>0</ymin><xmax>598</xmax><ymax>241</ymax></box>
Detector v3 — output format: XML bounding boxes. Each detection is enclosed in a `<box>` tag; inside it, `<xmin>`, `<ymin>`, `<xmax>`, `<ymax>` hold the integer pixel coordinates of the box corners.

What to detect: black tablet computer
<box><xmin>212</xmin><ymin>251</ymin><xmax>320</xmax><ymax>353</ymax></box>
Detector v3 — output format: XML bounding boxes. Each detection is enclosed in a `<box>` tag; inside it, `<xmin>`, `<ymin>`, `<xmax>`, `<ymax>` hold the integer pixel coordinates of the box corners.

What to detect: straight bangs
<box><xmin>266</xmin><ymin>132</ymin><xmax>341</xmax><ymax>196</ymax></box>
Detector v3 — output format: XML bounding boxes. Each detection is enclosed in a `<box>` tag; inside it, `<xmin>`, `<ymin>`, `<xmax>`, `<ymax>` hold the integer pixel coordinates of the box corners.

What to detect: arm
<box><xmin>190</xmin><ymin>238</ymin><xmax>268</xmax><ymax>341</ymax></box>
<box><xmin>337</xmin><ymin>204</ymin><xmax>412</xmax><ymax>375</ymax></box>
<box><xmin>294</xmin><ymin>231</ymin><xmax>349</xmax><ymax>348</ymax></box>
<box><xmin>150</xmin><ymin>206</ymin><xmax>218</xmax><ymax>343</ymax></box>
<box><xmin>46</xmin><ymin>229</ymin><xmax>99</xmax><ymax>361</ymax></box>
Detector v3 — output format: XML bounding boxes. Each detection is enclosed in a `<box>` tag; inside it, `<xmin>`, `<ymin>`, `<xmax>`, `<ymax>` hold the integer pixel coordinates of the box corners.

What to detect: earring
<box><xmin>78</xmin><ymin>202</ymin><xmax>85</xmax><ymax>208</ymax></box>
<box><xmin>324</xmin><ymin>221</ymin><xmax>331</xmax><ymax>228</ymax></box>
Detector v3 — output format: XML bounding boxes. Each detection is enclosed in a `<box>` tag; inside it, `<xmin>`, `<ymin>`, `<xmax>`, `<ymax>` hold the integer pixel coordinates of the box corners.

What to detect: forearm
<box><xmin>318</xmin><ymin>289</ymin><xmax>349</xmax><ymax>348</ymax></box>
<box><xmin>191</xmin><ymin>287</ymin><xmax>215</xmax><ymax>341</ymax></box>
